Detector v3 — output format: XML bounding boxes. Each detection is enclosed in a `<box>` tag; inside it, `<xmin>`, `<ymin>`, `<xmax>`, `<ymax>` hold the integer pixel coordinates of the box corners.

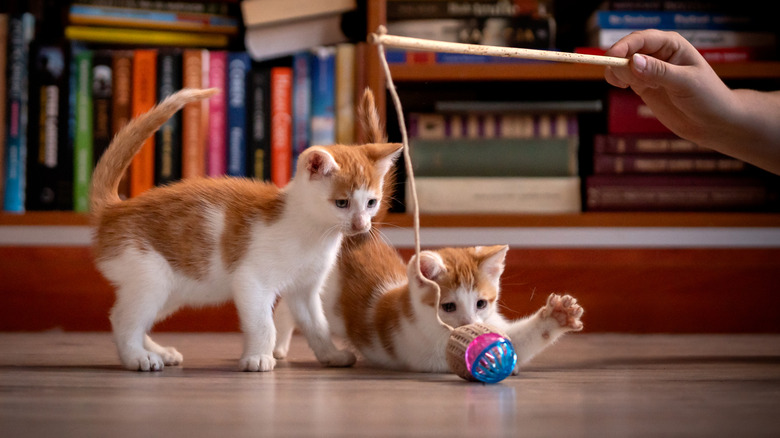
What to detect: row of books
<box><xmin>582</xmin><ymin>4</ymin><xmax>777</xmax><ymax>62</ymax></box>
<box><xmin>406</xmin><ymin>103</ymin><xmax>583</xmax><ymax>214</ymax></box>
<box><xmin>399</xmin><ymin>87</ymin><xmax>780</xmax><ymax>214</ymax></box>
<box><xmin>383</xmin><ymin>0</ymin><xmax>777</xmax><ymax>65</ymax></box>
<box><xmin>1</xmin><ymin>11</ymin><xmax>361</xmax><ymax>212</ymax></box>
<box><xmin>384</xmin><ymin>0</ymin><xmax>556</xmax><ymax>65</ymax></box>
<box><xmin>585</xmin><ymin>89</ymin><xmax>780</xmax><ymax>212</ymax></box>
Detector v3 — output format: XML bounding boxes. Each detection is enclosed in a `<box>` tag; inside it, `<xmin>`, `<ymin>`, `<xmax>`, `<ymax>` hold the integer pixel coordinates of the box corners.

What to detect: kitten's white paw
<box><xmin>123</xmin><ymin>352</ymin><xmax>165</xmax><ymax>372</ymax></box>
<box><xmin>541</xmin><ymin>293</ymin><xmax>584</xmax><ymax>332</ymax></box>
<box><xmin>319</xmin><ymin>349</ymin><xmax>357</xmax><ymax>368</ymax></box>
<box><xmin>159</xmin><ymin>347</ymin><xmax>183</xmax><ymax>366</ymax></box>
<box><xmin>239</xmin><ymin>354</ymin><xmax>276</xmax><ymax>372</ymax></box>
<box><xmin>273</xmin><ymin>347</ymin><xmax>289</xmax><ymax>360</ymax></box>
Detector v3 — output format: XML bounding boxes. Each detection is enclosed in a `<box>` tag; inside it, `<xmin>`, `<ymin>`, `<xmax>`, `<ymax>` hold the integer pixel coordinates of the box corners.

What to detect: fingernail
<box><xmin>632</xmin><ymin>53</ymin><xmax>646</xmax><ymax>72</ymax></box>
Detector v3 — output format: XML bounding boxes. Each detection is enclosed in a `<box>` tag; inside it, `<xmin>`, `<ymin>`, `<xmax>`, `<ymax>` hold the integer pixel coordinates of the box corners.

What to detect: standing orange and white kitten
<box><xmin>274</xmin><ymin>97</ymin><xmax>584</xmax><ymax>373</ymax></box>
<box><xmin>91</xmin><ymin>88</ymin><xmax>401</xmax><ymax>372</ymax></box>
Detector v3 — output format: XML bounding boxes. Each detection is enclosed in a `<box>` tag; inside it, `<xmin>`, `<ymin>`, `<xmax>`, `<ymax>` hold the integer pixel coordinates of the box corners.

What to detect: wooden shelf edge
<box><xmin>381</xmin><ymin>212</ymin><xmax>780</xmax><ymax>228</ymax></box>
<box><xmin>387</xmin><ymin>61</ymin><xmax>780</xmax><ymax>82</ymax></box>
<box><xmin>0</xmin><ymin>211</ymin><xmax>92</xmax><ymax>226</ymax></box>
<box><xmin>4</xmin><ymin>211</ymin><xmax>780</xmax><ymax>228</ymax></box>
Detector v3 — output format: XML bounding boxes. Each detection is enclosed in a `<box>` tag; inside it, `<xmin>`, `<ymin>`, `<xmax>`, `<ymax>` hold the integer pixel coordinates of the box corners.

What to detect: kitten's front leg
<box><xmin>285</xmin><ymin>284</ymin><xmax>356</xmax><ymax>368</ymax></box>
<box><xmin>504</xmin><ymin>293</ymin><xmax>584</xmax><ymax>370</ymax></box>
<box><xmin>233</xmin><ymin>279</ymin><xmax>279</xmax><ymax>372</ymax></box>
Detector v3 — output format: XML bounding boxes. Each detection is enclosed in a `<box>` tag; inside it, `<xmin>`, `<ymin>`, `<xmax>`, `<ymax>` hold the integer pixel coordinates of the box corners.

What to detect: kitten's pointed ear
<box><xmin>477</xmin><ymin>245</ymin><xmax>509</xmax><ymax>281</ymax></box>
<box><xmin>367</xmin><ymin>143</ymin><xmax>403</xmax><ymax>177</ymax></box>
<box><xmin>301</xmin><ymin>147</ymin><xmax>340</xmax><ymax>180</ymax></box>
<box><xmin>409</xmin><ymin>251</ymin><xmax>445</xmax><ymax>285</ymax></box>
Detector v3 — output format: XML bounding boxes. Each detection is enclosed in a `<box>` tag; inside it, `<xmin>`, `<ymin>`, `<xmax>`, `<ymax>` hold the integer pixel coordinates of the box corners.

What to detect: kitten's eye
<box><xmin>367</xmin><ymin>199</ymin><xmax>378</xmax><ymax>208</ymax></box>
<box><xmin>441</xmin><ymin>303</ymin><xmax>457</xmax><ymax>313</ymax></box>
<box><xmin>334</xmin><ymin>199</ymin><xmax>349</xmax><ymax>208</ymax></box>
<box><xmin>476</xmin><ymin>299</ymin><xmax>488</xmax><ymax>310</ymax></box>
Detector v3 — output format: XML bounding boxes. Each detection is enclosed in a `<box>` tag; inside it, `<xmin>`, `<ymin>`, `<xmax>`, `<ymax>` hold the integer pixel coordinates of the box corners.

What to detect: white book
<box><xmin>245</xmin><ymin>14</ymin><xmax>347</xmax><ymax>61</ymax></box>
<box><xmin>593</xmin><ymin>28</ymin><xmax>777</xmax><ymax>49</ymax></box>
<box><xmin>408</xmin><ymin>177</ymin><xmax>581</xmax><ymax>214</ymax></box>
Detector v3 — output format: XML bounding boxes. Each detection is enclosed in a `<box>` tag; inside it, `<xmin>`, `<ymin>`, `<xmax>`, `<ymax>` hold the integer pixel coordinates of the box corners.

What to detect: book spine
<box><xmin>593</xmin><ymin>153</ymin><xmax>747</xmax><ymax>174</ymax></box>
<box><xmin>386</xmin><ymin>1</ymin><xmax>524</xmax><ymax>20</ymax></box>
<box><xmin>309</xmin><ymin>47</ymin><xmax>336</xmax><ymax>146</ymax></box>
<box><xmin>335</xmin><ymin>43</ymin><xmax>355</xmax><ymax>145</ymax></box>
<box><xmin>593</xmin><ymin>134</ymin><xmax>712</xmax><ymax>154</ymax></box>
<box><xmin>92</xmin><ymin>50</ymin><xmax>113</xmax><ymax>166</ymax></box>
<box><xmin>270</xmin><ymin>66</ymin><xmax>293</xmax><ymax>187</ymax></box>
<box><xmin>226</xmin><ymin>52</ymin><xmax>250</xmax><ymax>177</ymax></box>
<box><xmin>3</xmin><ymin>13</ymin><xmax>34</xmax><ymax>213</ymax></box>
<box><xmin>207</xmin><ymin>50</ymin><xmax>227</xmax><ymax>177</ymax></box>
<box><xmin>409</xmin><ymin>113</ymin><xmax>578</xmax><ymax>139</ymax></box>
<box><xmin>110</xmin><ymin>50</ymin><xmax>133</xmax><ymax>200</ymax></box>
<box><xmin>292</xmin><ymin>51</ymin><xmax>311</xmax><ymax>173</ymax></box>
<box><xmin>68</xmin><ymin>4</ymin><xmax>239</xmax><ymax>34</ymax></box>
<box><xmin>68</xmin><ymin>0</ymin><xmax>230</xmax><ymax>15</ymax></box>
<box><xmin>64</xmin><ymin>25</ymin><xmax>229</xmax><ymax>48</ymax></box>
<box><xmin>130</xmin><ymin>48</ymin><xmax>157</xmax><ymax>197</ymax></box>
<box><xmin>410</xmin><ymin>176</ymin><xmax>582</xmax><ymax>214</ymax></box>
<box><xmin>585</xmin><ymin>175</ymin><xmax>780</xmax><ymax>212</ymax></box>
<box><xmin>589</xmin><ymin>10</ymin><xmax>768</xmax><ymax>31</ymax></box>
<box><xmin>411</xmin><ymin>137</ymin><xmax>578</xmax><ymax>177</ymax></box>
<box><xmin>182</xmin><ymin>49</ymin><xmax>205</xmax><ymax>178</ymax></box>
<box><xmin>0</xmin><ymin>13</ymin><xmax>8</xmax><ymax>208</ymax></box>
<box><xmin>247</xmin><ymin>65</ymin><xmax>271</xmax><ymax>181</ymax></box>
<box><xmin>155</xmin><ymin>49</ymin><xmax>182</xmax><ymax>185</ymax></box>
<box><xmin>593</xmin><ymin>28</ymin><xmax>776</xmax><ymax>50</ymax></box>
<box><xmin>73</xmin><ymin>50</ymin><xmax>94</xmax><ymax>213</ymax></box>
<box><xmin>607</xmin><ymin>89</ymin><xmax>670</xmax><ymax>134</ymax></box>
<box><xmin>26</xmin><ymin>45</ymin><xmax>67</xmax><ymax>211</ymax></box>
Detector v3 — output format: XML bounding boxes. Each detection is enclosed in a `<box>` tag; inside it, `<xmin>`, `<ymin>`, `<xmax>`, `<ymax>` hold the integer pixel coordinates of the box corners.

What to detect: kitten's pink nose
<box><xmin>350</xmin><ymin>215</ymin><xmax>371</xmax><ymax>233</ymax></box>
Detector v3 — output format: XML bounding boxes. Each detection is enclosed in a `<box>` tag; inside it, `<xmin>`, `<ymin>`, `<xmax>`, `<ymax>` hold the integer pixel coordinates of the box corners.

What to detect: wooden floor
<box><xmin>1</xmin><ymin>333</ymin><xmax>780</xmax><ymax>437</ymax></box>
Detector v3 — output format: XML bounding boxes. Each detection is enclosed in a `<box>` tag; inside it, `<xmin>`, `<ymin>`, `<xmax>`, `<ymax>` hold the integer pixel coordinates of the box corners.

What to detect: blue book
<box><xmin>291</xmin><ymin>51</ymin><xmax>311</xmax><ymax>174</ymax></box>
<box><xmin>309</xmin><ymin>47</ymin><xmax>336</xmax><ymax>147</ymax></box>
<box><xmin>589</xmin><ymin>10</ymin><xmax>768</xmax><ymax>31</ymax></box>
<box><xmin>3</xmin><ymin>13</ymin><xmax>35</xmax><ymax>213</ymax></box>
<box><xmin>226</xmin><ymin>52</ymin><xmax>250</xmax><ymax>177</ymax></box>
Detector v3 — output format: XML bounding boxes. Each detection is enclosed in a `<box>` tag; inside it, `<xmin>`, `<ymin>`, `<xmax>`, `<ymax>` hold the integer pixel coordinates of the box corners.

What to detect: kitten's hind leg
<box><xmin>273</xmin><ymin>298</ymin><xmax>296</xmax><ymax>360</ymax></box>
<box><xmin>110</xmin><ymin>287</ymin><xmax>166</xmax><ymax>372</ymax></box>
<box><xmin>285</xmin><ymin>284</ymin><xmax>356</xmax><ymax>368</ymax></box>
<box><xmin>144</xmin><ymin>335</ymin><xmax>183</xmax><ymax>366</ymax></box>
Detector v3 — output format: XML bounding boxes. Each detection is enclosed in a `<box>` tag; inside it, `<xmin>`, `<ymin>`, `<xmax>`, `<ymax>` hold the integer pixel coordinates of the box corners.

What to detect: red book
<box><xmin>270</xmin><ymin>66</ymin><xmax>293</xmax><ymax>187</ymax></box>
<box><xmin>182</xmin><ymin>49</ymin><xmax>206</xmax><ymax>179</ymax></box>
<box><xmin>608</xmin><ymin>89</ymin><xmax>671</xmax><ymax>134</ymax></box>
<box><xmin>130</xmin><ymin>49</ymin><xmax>157</xmax><ymax>197</ymax></box>
<box><xmin>207</xmin><ymin>50</ymin><xmax>227</xmax><ymax>176</ymax></box>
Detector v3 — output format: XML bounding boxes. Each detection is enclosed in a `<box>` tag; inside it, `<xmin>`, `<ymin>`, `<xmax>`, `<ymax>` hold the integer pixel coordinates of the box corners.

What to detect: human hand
<box><xmin>603</xmin><ymin>29</ymin><xmax>735</xmax><ymax>146</ymax></box>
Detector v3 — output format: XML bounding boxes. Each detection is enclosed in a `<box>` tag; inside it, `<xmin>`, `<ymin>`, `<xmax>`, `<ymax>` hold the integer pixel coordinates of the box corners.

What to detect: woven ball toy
<box><xmin>445</xmin><ymin>322</ymin><xmax>517</xmax><ymax>383</ymax></box>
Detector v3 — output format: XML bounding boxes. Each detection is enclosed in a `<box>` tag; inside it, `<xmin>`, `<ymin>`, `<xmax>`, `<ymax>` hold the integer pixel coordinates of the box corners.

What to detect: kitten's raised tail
<box><xmin>90</xmin><ymin>88</ymin><xmax>219</xmax><ymax>216</ymax></box>
<box><xmin>358</xmin><ymin>88</ymin><xmax>387</xmax><ymax>144</ymax></box>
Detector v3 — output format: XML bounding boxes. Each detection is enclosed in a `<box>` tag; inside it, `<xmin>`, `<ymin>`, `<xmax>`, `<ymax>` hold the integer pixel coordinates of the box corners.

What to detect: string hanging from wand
<box><xmin>370</xmin><ymin>25</ymin><xmax>630</xmax><ymax>67</ymax></box>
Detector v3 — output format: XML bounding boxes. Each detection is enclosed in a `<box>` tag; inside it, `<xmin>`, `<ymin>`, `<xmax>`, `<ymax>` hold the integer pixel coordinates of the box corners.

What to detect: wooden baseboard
<box><xmin>2</xmin><ymin>247</ymin><xmax>778</xmax><ymax>333</ymax></box>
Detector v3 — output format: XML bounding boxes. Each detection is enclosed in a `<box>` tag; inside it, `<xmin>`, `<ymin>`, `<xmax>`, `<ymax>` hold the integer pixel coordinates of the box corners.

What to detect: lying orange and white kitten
<box><xmin>275</xmin><ymin>237</ymin><xmax>584</xmax><ymax>373</ymax></box>
<box><xmin>273</xmin><ymin>100</ymin><xmax>584</xmax><ymax>373</ymax></box>
<box><xmin>91</xmin><ymin>88</ymin><xmax>401</xmax><ymax>372</ymax></box>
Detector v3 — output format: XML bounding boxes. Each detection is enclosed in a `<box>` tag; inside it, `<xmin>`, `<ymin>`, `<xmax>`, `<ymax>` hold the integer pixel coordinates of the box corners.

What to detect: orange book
<box><xmin>270</xmin><ymin>66</ymin><xmax>293</xmax><ymax>187</ymax></box>
<box><xmin>130</xmin><ymin>49</ymin><xmax>157</xmax><ymax>196</ymax></box>
<box><xmin>182</xmin><ymin>49</ymin><xmax>207</xmax><ymax>178</ymax></box>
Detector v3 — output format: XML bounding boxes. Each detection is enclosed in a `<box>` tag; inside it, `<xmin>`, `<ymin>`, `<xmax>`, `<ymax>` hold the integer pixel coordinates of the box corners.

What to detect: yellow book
<box><xmin>65</xmin><ymin>26</ymin><xmax>228</xmax><ymax>48</ymax></box>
